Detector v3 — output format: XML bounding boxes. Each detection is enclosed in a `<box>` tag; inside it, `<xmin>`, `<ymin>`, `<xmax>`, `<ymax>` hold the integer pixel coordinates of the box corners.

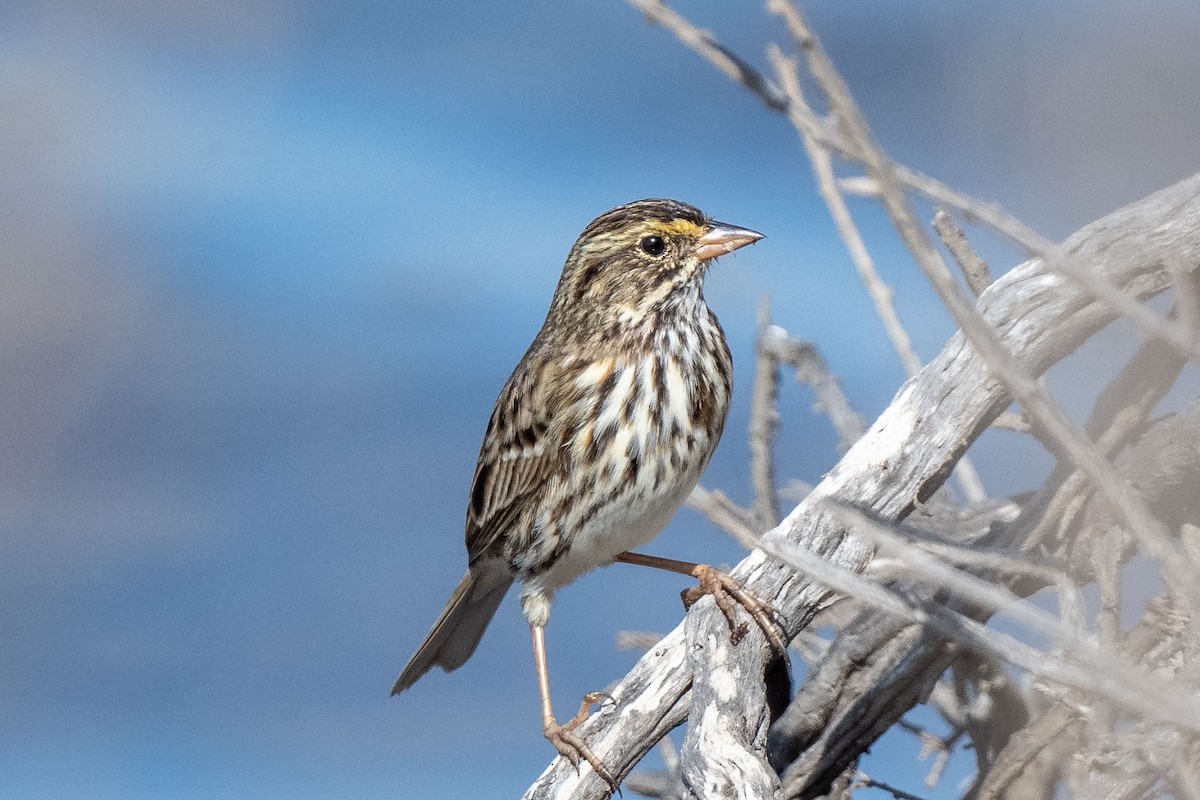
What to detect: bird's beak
<box><xmin>695</xmin><ymin>221</ymin><xmax>765</xmax><ymax>262</ymax></box>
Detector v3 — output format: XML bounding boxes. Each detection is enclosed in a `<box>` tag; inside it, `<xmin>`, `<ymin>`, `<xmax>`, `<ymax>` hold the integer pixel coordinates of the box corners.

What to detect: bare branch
<box><xmin>687</xmin><ymin>485</ymin><xmax>759</xmax><ymax>550</ymax></box>
<box><xmin>765</xmin><ymin>43</ymin><xmax>987</xmax><ymax>503</ymax></box>
<box><xmin>1167</xmin><ymin>253</ymin><xmax>1200</xmax><ymax>340</ymax></box>
<box><xmin>760</xmin><ymin>324</ymin><xmax>865</xmax><ymax>452</ymax></box>
<box><xmin>624</xmin><ymin>0</ymin><xmax>1052</xmax><ymax>256</ymax></box>
<box><xmin>933</xmin><ymin>208</ymin><xmax>995</xmax><ymax>297</ymax></box>
<box><xmin>760</xmin><ymin>525</ymin><xmax>1200</xmax><ymax>734</ymax></box>
<box><xmin>990</xmin><ymin>410</ymin><xmax>1031</xmax><ymax>434</ymax></box>
<box><xmin>818</xmin><ymin>500</ymin><xmax>1197</xmax><ymax>723</ymax></box>
<box><xmin>750</xmin><ymin>298</ymin><xmax>783</xmax><ymax>530</ymax></box>
<box><xmin>971</xmin><ymin>704</ymin><xmax>1079</xmax><ymax>800</ymax></box>
<box><xmin>771</xmin><ymin>392</ymin><xmax>1193</xmax><ymax>797</ymax></box>
<box><xmin>627</xmin><ymin>0</ymin><xmax>786</xmax><ymax>110</ymax></box>
<box><xmin>766</xmin><ymin>44</ymin><xmax>923</xmax><ymax>380</ymax></box>
<box><xmin>1174</xmin><ymin>755</ymin><xmax>1200</xmax><ymax>800</ymax></box>
<box><xmin>1016</xmin><ymin>322</ymin><xmax>1190</xmax><ymax>575</ymax></box>
<box><xmin>822</xmin><ymin>500</ymin><xmax>1085</xmax><ymax>634</ymax></box>
<box><xmin>1048</xmin><ymin>244</ymin><xmax>1200</xmax><ymax>365</ymax></box>
<box><xmin>771</xmin><ymin>0</ymin><xmax>1200</xmax><ymax>609</ymax></box>
<box><xmin>678</xmin><ymin>608</ymin><xmax>778</xmax><ymax>799</ymax></box>
<box><xmin>617</xmin><ymin>631</ymin><xmax>665</xmax><ymax>652</ymax></box>
<box><xmin>856</xmin><ymin>774</ymin><xmax>933</xmax><ymax>800</ymax></box>
<box><xmin>769</xmin><ymin>610</ymin><xmax>951</xmax><ymax>790</ymax></box>
<box><xmin>840</xmin><ymin>173</ymin><xmax>1057</xmax><ymax>256</ymax></box>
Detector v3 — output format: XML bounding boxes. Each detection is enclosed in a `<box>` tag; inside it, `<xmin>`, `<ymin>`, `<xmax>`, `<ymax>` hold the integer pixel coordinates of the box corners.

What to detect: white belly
<box><xmin>530</xmin><ymin>464</ymin><xmax>701</xmax><ymax>593</ymax></box>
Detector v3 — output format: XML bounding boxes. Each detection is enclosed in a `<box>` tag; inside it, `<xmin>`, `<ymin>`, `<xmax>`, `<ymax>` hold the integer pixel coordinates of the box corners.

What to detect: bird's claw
<box><xmin>682</xmin><ymin>564</ymin><xmax>789</xmax><ymax>662</ymax></box>
<box><xmin>543</xmin><ymin>693</ymin><xmax>620</xmax><ymax>794</ymax></box>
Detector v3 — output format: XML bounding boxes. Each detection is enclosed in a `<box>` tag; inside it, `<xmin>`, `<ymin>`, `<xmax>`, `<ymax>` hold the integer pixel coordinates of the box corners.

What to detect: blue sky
<box><xmin>2</xmin><ymin>1</ymin><xmax>1198</xmax><ymax>798</ymax></box>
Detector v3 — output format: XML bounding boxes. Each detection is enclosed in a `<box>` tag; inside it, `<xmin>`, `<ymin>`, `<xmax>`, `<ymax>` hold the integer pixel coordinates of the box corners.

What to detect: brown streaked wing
<box><xmin>463</xmin><ymin>355</ymin><xmax>571</xmax><ymax>562</ymax></box>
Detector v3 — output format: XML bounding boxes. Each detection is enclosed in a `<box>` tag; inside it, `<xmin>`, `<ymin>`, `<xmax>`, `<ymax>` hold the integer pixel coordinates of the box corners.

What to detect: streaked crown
<box><xmin>545</xmin><ymin>199</ymin><xmax>762</xmax><ymax>331</ymax></box>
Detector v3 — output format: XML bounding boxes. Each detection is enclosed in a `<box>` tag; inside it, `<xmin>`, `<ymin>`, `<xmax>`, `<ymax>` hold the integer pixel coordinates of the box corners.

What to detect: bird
<box><xmin>392</xmin><ymin>199</ymin><xmax>779</xmax><ymax>789</ymax></box>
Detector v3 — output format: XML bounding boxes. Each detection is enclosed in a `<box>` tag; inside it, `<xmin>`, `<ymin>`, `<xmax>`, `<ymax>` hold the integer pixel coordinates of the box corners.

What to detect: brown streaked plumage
<box><xmin>392</xmin><ymin>199</ymin><xmax>765</xmax><ymax>789</ymax></box>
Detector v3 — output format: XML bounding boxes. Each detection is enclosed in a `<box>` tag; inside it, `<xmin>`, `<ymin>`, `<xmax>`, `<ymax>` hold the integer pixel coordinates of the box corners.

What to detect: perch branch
<box><xmin>525</xmin><ymin>173</ymin><xmax>1200</xmax><ymax>799</ymax></box>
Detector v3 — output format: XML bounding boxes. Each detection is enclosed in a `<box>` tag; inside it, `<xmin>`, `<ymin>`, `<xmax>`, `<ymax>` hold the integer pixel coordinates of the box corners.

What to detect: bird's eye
<box><xmin>640</xmin><ymin>235</ymin><xmax>666</xmax><ymax>256</ymax></box>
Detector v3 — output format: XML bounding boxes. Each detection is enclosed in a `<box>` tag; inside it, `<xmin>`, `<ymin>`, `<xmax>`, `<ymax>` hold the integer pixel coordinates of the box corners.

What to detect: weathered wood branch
<box><xmin>522</xmin><ymin>171</ymin><xmax>1200</xmax><ymax>799</ymax></box>
<box><xmin>767</xmin><ymin>505</ymin><xmax>1009</xmax><ymax>798</ymax></box>
<box><xmin>769</xmin><ymin>340</ymin><xmax>1191</xmax><ymax>798</ymax></box>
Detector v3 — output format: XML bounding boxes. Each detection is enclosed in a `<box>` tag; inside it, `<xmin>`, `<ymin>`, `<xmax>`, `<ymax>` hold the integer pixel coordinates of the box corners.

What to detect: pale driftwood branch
<box><xmin>773</xmin><ymin>0</ymin><xmax>1199</xmax><ymax>608</ymax></box>
<box><xmin>1166</xmin><ymin>254</ymin><xmax>1200</xmax><ymax>340</ymax></box>
<box><xmin>679</xmin><ymin>613</ymin><xmax>778</xmax><ymax>800</ymax></box>
<box><xmin>770</xmin><ymin>311</ymin><xmax>1193</xmax><ymax>799</ymax></box>
<box><xmin>622</xmin><ymin>771</ymin><xmax>674</xmax><ymax>799</ymax></box>
<box><xmin>947</xmin><ymin>655</ymin><xmax>1028</xmax><ymax>789</ymax></box>
<box><xmin>769</xmin><ymin>611</ymin><xmax>949</xmax><ymax>789</ymax></box>
<box><xmin>914</xmin><ymin>722</ymin><xmax>958</xmax><ymax>789</ymax></box>
<box><xmin>523</xmin><ymin>174</ymin><xmax>1200</xmax><ymax>800</ymax></box>
<box><xmin>758</xmin><ymin>518</ymin><xmax>1200</xmax><ymax>732</ymax></box>
<box><xmin>770</xmin><ymin>500</ymin><xmax>1023</xmax><ymax>796</ymax></box>
<box><xmin>750</xmin><ymin>298</ymin><xmax>782</xmax><ymax>531</ymax></box>
<box><xmin>823</xmin><ymin>503</ymin><xmax>1084</xmax><ymax>648</ymax></box>
<box><xmin>971</xmin><ymin>703</ymin><xmax>1080</xmax><ymax>800</ymax></box>
<box><xmin>818</xmin><ymin>501</ymin><xmax>1200</xmax><ymax>725</ymax></box>
<box><xmin>616</xmin><ymin>630</ymin><xmax>665</xmax><ymax>652</ymax></box>
<box><xmin>624</xmin><ymin>0</ymin><xmax>1051</xmax><ymax>256</ymax></box>
<box><xmin>1016</xmin><ymin>323</ymin><xmax>1189</xmax><ymax>574</ymax></box>
<box><xmin>989</xmin><ymin>410</ymin><xmax>1031</xmax><ymax>433</ymax></box>
<box><xmin>1054</xmin><ymin>254</ymin><xmax>1200</xmax><ymax>366</ymax></box>
<box><xmin>971</xmin><ymin>591</ymin><xmax>1198</xmax><ymax>800</ymax></box>
<box><xmin>1173</xmin><ymin>756</ymin><xmax>1200</xmax><ymax>800</ymax></box>
<box><xmin>820</xmin><ymin>500</ymin><xmax>1085</xmax><ymax>633</ymax></box>
<box><xmin>822</xmin><ymin>766</ymin><xmax>856</xmax><ymax>800</ymax></box>
<box><xmin>770</xmin><ymin>372</ymin><xmax>1193</xmax><ymax>797</ymax></box>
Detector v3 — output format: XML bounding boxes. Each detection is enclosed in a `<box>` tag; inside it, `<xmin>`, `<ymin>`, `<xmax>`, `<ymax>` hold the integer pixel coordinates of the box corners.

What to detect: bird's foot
<box><xmin>682</xmin><ymin>564</ymin><xmax>789</xmax><ymax>661</ymax></box>
<box><xmin>543</xmin><ymin>692</ymin><xmax>620</xmax><ymax>794</ymax></box>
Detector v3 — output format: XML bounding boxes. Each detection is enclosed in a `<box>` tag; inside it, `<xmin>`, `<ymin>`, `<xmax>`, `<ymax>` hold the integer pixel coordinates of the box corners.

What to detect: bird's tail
<box><xmin>391</xmin><ymin>561</ymin><xmax>513</xmax><ymax>695</ymax></box>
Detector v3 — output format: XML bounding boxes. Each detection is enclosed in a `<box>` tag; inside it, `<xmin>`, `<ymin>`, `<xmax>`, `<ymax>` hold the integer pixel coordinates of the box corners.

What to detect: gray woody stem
<box><xmin>750</xmin><ymin>298</ymin><xmax>782</xmax><ymax>531</ymax></box>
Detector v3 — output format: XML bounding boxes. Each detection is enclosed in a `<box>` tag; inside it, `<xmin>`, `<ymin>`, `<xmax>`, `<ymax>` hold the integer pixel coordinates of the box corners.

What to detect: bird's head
<box><xmin>548</xmin><ymin>199</ymin><xmax>763</xmax><ymax>331</ymax></box>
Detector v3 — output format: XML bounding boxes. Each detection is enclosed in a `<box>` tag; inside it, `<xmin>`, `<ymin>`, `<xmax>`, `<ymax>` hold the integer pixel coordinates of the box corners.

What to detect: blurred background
<box><xmin>2</xmin><ymin>1</ymin><xmax>1198</xmax><ymax>797</ymax></box>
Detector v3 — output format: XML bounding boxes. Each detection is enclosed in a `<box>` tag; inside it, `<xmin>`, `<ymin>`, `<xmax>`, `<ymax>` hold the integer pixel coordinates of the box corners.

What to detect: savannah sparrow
<box><xmin>392</xmin><ymin>199</ymin><xmax>775</xmax><ymax>788</ymax></box>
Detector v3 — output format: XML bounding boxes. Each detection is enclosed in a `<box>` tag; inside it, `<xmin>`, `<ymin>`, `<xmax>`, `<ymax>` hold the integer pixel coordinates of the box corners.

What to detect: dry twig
<box><xmin>750</xmin><ymin>298</ymin><xmax>783</xmax><ymax>531</ymax></box>
<box><xmin>625</xmin><ymin>0</ymin><xmax>1051</xmax><ymax>255</ymax></box>
<box><xmin>771</xmin><ymin>0</ymin><xmax>1200</xmax><ymax>610</ymax></box>
<box><xmin>933</xmin><ymin>208</ymin><xmax>995</xmax><ymax>297</ymax></box>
